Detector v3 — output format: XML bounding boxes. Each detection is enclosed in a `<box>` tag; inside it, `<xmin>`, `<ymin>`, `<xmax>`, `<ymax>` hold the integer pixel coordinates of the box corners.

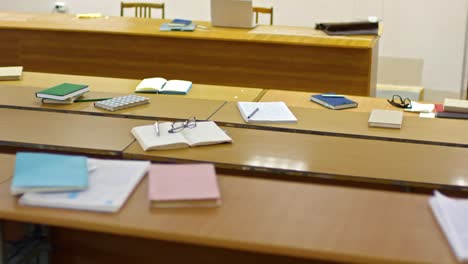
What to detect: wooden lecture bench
<box><xmin>0</xmin><ymin>11</ymin><xmax>379</xmax><ymax>95</ymax></box>
<box><xmin>0</xmin><ymin>108</ymin><xmax>467</xmax><ymax>191</ymax></box>
<box><xmin>1</xmin><ymin>71</ymin><xmax>265</xmax><ymax>102</ymax></box>
<box><xmin>209</xmin><ymin>102</ymin><xmax>468</xmax><ymax>148</ymax></box>
<box><xmin>0</xmin><ymin>154</ymin><xmax>458</xmax><ymax>264</ymax></box>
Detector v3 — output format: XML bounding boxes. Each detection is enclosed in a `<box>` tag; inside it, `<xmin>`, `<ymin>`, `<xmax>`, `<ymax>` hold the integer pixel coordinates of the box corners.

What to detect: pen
<box><xmin>154</xmin><ymin>122</ymin><xmax>160</xmax><ymax>137</ymax></box>
<box><xmin>247</xmin><ymin>107</ymin><xmax>259</xmax><ymax>119</ymax></box>
<box><xmin>196</xmin><ymin>25</ymin><xmax>208</xmax><ymax>29</ymax></box>
<box><xmin>75</xmin><ymin>98</ymin><xmax>112</xmax><ymax>102</ymax></box>
<box><xmin>321</xmin><ymin>94</ymin><xmax>345</xmax><ymax>98</ymax></box>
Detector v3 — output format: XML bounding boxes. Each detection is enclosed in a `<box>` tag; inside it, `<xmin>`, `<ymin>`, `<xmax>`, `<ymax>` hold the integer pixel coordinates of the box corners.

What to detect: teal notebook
<box><xmin>11</xmin><ymin>152</ymin><xmax>89</xmax><ymax>195</ymax></box>
<box><xmin>36</xmin><ymin>83</ymin><xmax>89</xmax><ymax>101</ymax></box>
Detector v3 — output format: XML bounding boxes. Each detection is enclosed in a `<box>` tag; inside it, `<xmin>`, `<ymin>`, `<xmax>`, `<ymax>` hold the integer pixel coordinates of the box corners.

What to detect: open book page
<box><xmin>237</xmin><ymin>102</ymin><xmax>298</xmax><ymax>123</ymax></box>
<box><xmin>161</xmin><ymin>80</ymin><xmax>192</xmax><ymax>94</ymax></box>
<box><xmin>429</xmin><ymin>191</ymin><xmax>468</xmax><ymax>262</ymax></box>
<box><xmin>131</xmin><ymin>122</ymin><xmax>190</xmax><ymax>150</ymax></box>
<box><xmin>19</xmin><ymin>159</ymin><xmax>151</xmax><ymax>213</ymax></box>
<box><xmin>181</xmin><ymin>121</ymin><xmax>232</xmax><ymax>147</ymax></box>
<box><xmin>135</xmin><ymin>77</ymin><xmax>167</xmax><ymax>93</ymax></box>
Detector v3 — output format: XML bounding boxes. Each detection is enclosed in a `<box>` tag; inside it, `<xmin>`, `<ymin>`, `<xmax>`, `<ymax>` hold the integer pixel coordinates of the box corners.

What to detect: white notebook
<box><xmin>429</xmin><ymin>191</ymin><xmax>468</xmax><ymax>263</ymax></box>
<box><xmin>237</xmin><ymin>102</ymin><xmax>297</xmax><ymax>123</ymax></box>
<box><xmin>131</xmin><ymin>121</ymin><xmax>232</xmax><ymax>151</ymax></box>
<box><xmin>0</xmin><ymin>66</ymin><xmax>23</xmax><ymax>80</ymax></box>
<box><xmin>19</xmin><ymin>158</ymin><xmax>151</xmax><ymax>213</ymax></box>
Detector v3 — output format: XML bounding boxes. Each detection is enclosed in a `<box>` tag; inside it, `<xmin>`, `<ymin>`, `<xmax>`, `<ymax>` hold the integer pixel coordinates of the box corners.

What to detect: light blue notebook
<box><xmin>11</xmin><ymin>152</ymin><xmax>89</xmax><ymax>195</ymax></box>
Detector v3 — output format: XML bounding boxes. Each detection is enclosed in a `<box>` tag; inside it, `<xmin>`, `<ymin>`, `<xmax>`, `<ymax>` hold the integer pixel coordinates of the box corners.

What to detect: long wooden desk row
<box><xmin>1</xmin><ymin>108</ymin><xmax>468</xmax><ymax>191</ymax></box>
<box><xmin>0</xmin><ymin>11</ymin><xmax>379</xmax><ymax>95</ymax></box>
<box><xmin>0</xmin><ymin>154</ymin><xmax>459</xmax><ymax>264</ymax></box>
<box><xmin>1</xmin><ymin>83</ymin><xmax>468</xmax><ymax>148</ymax></box>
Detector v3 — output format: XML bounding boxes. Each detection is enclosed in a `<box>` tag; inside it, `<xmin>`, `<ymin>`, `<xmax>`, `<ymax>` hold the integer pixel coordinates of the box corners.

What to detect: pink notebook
<box><xmin>148</xmin><ymin>163</ymin><xmax>221</xmax><ymax>208</ymax></box>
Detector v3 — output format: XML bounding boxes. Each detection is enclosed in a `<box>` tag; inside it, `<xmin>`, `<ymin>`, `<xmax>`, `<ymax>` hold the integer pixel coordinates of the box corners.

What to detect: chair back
<box><xmin>120</xmin><ymin>2</ymin><xmax>165</xmax><ymax>18</ymax></box>
<box><xmin>253</xmin><ymin>6</ymin><xmax>273</xmax><ymax>25</ymax></box>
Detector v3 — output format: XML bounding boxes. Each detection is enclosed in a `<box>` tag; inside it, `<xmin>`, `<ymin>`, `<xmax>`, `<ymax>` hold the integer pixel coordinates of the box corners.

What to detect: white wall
<box><xmin>1</xmin><ymin>0</ymin><xmax>467</xmax><ymax>96</ymax></box>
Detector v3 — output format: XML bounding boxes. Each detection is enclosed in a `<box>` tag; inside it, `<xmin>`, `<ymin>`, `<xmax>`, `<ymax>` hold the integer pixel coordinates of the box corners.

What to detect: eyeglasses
<box><xmin>168</xmin><ymin>116</ymin><xmax>197</xmax><ymax>133</ymax></box>
<box><xmin>387</xmin><ymin>95</ymin><xmax>412</xmax><ymax>109</ymax></box>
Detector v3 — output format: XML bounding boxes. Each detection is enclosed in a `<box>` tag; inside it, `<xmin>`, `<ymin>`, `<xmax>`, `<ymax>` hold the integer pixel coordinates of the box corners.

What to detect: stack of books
<box><xmin>12</xmin><ymin>152</ymin><xmax>151</xmax><ymax>213</ymax></box>
<box><xmin>36</xmin><ymin>83</ymin><xmax>89</xmax><ymax>104</ymax></box>
<box><xmin>434</xmin><ymin>98</ymin><xmax>468</xmax><ymax>119</ymax></box>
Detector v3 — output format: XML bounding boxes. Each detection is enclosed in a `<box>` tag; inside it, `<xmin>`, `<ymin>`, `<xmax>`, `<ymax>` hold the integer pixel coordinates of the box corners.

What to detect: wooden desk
<box><xmin>0</xmin><ymin>85</ymin><xmax>226</xmax><ymax>121</ymax></box>
<box><xmin>123</xmin><ymin>125</ymin><xmax>468</xmax><ymax>190</ymax></box>
<box><xmin>1</xmin><ymin>71</ymin><xmax>264</xmax><ymax>102</ymax></box>
<box><xmin>0</xmin><ymin>108</ymin><xmax>147</xmax><ymax>156</ymax></box>
<box><xmin>210</xmin><ymin>102</ymin><xmax>468</xmax><ymax>148</ymax></box>
<box><xmin>0</xmin><ymin>154</ymin><xmax>457</xmax><ymax>264</ymax></box>
<box><xmin>261</xmin><ymin>89</ymin><xmax>420</xmax><ymax>113</ymax></box>
<box><xmin>0</xmin><ymin>12</ymin><xmax>379</xmax><ymax>96</ymax></box>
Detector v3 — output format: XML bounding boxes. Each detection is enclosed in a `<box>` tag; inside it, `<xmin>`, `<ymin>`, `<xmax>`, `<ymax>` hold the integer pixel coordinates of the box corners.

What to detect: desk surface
<box><xmin>0</xmin><ymin>85</ymin><xmax>225</xmax><ymax>121</ymax></box>
<box><xmin>260</xmin><ymin>89</ymin><xmax>423</xmax><ymax>113</ymax></box>
<box><xmin>124</xmin><ymin>125</ymin><xmax>468</xmax><ymax>190</ymax></box>
<box><xmin>1</xmin><ymin>71</ymin><xmax>264</xmax><ymax>102</ymax></box>
<box><xmin>0</xmin><ymin>12</ymin><xmax>377</xmax><ymax>49</ymax></box>
<box><xmin>0</xmin><ymin>12</ymin><xmax>378</xmax><ymax>95</ymax></box>
<box><xmin>0</xmin><ymin>154</ymin><xmax>456</xmax><ymax>264</ymax></box>
<box><xmin>210</xmin><ymin>102</ymin><xmax>468</xmax><ymax>148</ymax></box>
<box><xmin>0</xmin><ymin>108</ymin><xmax>147</xmax><ymax>155</ymax></box>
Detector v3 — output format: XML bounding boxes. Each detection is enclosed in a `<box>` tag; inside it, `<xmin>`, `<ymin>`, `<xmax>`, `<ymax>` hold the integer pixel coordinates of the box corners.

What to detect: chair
<box><xmin>253</xmin><ymin>6</ymin><xmax>273</xmax><ymax>25</ymax></box>
<box><xmin>120</xmin><ymin>2</ymin><xmax>165</xmax><ymax>19</ymax></box>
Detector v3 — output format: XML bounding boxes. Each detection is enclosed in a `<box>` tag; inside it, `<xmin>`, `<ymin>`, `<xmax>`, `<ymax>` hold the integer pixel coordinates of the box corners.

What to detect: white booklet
<box><xmin>134</xmin><ymin>77</ymin><xmax>192</xmax><ymax>95</ymax></box>
<box><xmin>19</xmin><ymin>158</ymin><xmax>151</xmax><ymax>213</ymax></box>
<box><xmin>429</xmin><ymin>191</ymin><xmax>468</xmax><ymax>263</ymax></box>
<box><xmin>237</xmin><ymin>102</ymin><xmax>297</xmax><ymax>123</ymax></box>
<box><xmin>131</xmin><ymin>121</ymin><xmax>232</xmax><ymax>151</ymax></box>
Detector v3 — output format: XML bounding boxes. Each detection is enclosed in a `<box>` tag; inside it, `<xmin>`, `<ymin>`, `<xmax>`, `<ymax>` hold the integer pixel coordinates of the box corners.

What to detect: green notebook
<box><xmin>36</xmin><ymin>83</ymin><xmax>89</xmax><ymax>101</ymax></box>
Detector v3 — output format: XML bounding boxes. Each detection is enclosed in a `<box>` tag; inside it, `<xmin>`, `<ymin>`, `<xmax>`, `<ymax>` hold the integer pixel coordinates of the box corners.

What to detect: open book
<box><xmin>131</xmin><ymin>121</ymin><xmax>232</xmax><ymax>150</ymax></box>
<box><xmin>429</xmin><ymin>191</ymin><xmax>468</xmax><ymax>262</ymax></box>
<box><xmin>135</xmin><ymin>77</ymin><xmax>192</xmax><ymax>95</ymax></box>
<box><xmin>19</xmin><ymin>158</ymin><xmax>151</xmax><ymax>213</ymax></box>
<box><xmin>237</xmin><ymin>102</ymin><xmax>297</xmax><ymax>123</ymax></box>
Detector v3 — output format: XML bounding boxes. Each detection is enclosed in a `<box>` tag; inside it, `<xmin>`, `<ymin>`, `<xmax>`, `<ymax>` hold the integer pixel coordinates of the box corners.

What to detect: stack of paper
<box><xmin>12</xmin><ymin>152</ymin><xmax>151</xmax><ymax>213</ymax></box>
<box><xmin>429</xmin><ymin>191</ymin><xmax>468</xmax><ymax>262</ymax></box>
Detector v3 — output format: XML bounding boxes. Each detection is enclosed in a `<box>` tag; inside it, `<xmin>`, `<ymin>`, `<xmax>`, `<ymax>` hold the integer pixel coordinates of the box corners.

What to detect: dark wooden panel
<box><xmin>51</xmin><ymin>227</ymin><xmax>336</xmax><ymax>264</ymax></box>
<box><xmin>1</xmin><ymin>28</ymin><xmax>374</xmax><ymax>95</ymax></box>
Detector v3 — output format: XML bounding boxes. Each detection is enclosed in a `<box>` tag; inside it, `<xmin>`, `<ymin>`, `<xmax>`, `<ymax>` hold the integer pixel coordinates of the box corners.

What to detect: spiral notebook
<box><xmin>94</xmin><ymin>95</ymin><xmax>149</xmax><ymax>112</ymax></box>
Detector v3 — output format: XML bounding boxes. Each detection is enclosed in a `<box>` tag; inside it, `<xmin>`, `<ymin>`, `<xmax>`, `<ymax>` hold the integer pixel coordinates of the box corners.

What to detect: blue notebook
<box><xmin>310</xmin><ymin>94</ymin><xmax>358</xmax><ymax>110</ymax></box>
<box><xmin>11</xmin><ymin>152</ymin><xmax>89</xmax><ymax>195</ymax></box>
<box><xmin>160</xmin><ymin>22</ymin><xmax>196</xmax><ymax>32</ymax></box>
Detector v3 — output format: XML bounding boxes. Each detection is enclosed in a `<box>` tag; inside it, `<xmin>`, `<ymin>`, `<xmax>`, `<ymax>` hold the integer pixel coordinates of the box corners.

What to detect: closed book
<box><xmin>368</xmin><ymin>109</ymin><xmax>403</xmax><ymax>129</ymax></box>
<box><xmin>19</xmin><ymin>158</ymin><xmax>150</xmax><ymax>213</ymax></box>
<box><xmin>0</xmin><ymin>66</ymin><xmax>23</xmax><ymax>80</ymax></box>
<box><xmin>148</xmin><ymin>163</ymin><xmax>221</xmax><ymax>208</ymax></box>
<box><xmin>443</xmin><ymin>98</ymin><xmax>468</xmax><ymax>113</ymax></box>
<box><xmin>11</xmin><ymin>152</ymin><xmax>88</xmax><ymax>195</ymax></box>
<box><xmin>310</xmin><ymin>94</ymin><xmax>358</xmax><ymax>110</ymax></box>
<box><xmin>160</xmin><ymin>22</ymin><xmax>196</xmax><ymax>32</ymax></box>
<box><xmin>36</xmin><ymin>83</ymin><xmax>89</xmax><ymax>101</ymax></box>
<box><xmin>434</xmin><ymin>104</ymin><xmax>468</xmax><ymax>119</ymax></box>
